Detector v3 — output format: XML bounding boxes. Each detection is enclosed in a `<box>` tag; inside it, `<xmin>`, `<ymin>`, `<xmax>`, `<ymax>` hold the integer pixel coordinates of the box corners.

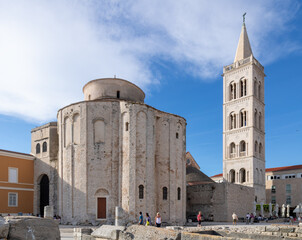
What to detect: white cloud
<box><xmin>0</xmin><ymin>0</ymin><xmax>299</xmax><ymax>122</ymax></box>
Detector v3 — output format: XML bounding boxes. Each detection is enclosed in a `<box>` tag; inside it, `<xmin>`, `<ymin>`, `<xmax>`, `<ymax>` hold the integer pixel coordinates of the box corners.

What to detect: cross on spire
<box><xmin>243</xmin><ymin>13</ymin><xmax>246</xmax><ymax>24</ymax></box>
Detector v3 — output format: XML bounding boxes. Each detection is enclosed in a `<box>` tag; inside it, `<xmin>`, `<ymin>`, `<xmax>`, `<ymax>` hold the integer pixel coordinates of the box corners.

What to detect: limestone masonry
<box><xmin>32</xmin><ymin>78</ymin><xmax>186</xmax><ymax>225</ymax></box>
<box><xmin>222</xmin><ymin>22</ymin><xmax>266</xmax><ymax>203</ymax></box>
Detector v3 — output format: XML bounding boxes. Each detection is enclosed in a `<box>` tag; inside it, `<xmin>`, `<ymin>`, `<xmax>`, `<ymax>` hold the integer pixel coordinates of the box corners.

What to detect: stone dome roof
<box><xmin>186</xmin><ymin>166</ymin><xmax>214</xmax><ymax>184</ymax></box>
<box><xmin>83</xmin><ymin>78</ymin><xmax>145</xmax><ymax>103</ymax></box>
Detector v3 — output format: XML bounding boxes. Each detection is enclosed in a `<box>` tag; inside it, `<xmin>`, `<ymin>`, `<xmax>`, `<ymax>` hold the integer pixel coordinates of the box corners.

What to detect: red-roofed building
<box><xmin>266</xmin><ymin>164</ymin><xmax>302</xmax><ymax>207</ymax></box>
<box><xmin>210</xmin><ymin>173</ymin><xmax>223</xmax><ymax>183</ymax></box>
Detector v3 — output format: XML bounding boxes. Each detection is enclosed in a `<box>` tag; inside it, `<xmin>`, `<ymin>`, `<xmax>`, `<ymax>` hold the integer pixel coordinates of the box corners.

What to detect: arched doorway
<box><xmin>39</xmin><ymin>174</ymin><xmax>49</xmax><ymax>217</ymax></box>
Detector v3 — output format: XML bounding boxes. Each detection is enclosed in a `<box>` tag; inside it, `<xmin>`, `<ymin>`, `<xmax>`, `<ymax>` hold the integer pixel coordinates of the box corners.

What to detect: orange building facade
<box><xmin>0</xmin><ymin>149</ymin><xmax>34</xmax><ymax>214</ymax></box>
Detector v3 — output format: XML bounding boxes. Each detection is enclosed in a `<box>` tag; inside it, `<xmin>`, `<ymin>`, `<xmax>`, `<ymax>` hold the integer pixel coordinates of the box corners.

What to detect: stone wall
<box><xmin>55</xmin><ymin>98</ymin><xmax>186</xmax><ymax>225</ymax></box>
<box><xmin>31</xmin><ymin>122</ymin><xmax>58</xmax><ymax>216</ymax></box>
<box><xmin>187</xmin><ymin>182</ymin><xmax>254</xmax><ymax>221</ymax></box>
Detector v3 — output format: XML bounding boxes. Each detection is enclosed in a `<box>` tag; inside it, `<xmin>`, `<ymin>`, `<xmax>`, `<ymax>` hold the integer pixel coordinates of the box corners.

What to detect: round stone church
<box><xmin>31</xmin><ymin>78</ymin><xmax>186</xmax><ymax>224</ymax></box>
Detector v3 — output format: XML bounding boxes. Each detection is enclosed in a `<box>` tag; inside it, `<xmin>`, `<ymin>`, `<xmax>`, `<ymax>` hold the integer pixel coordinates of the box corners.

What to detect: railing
<box><xmin>224</xmin><ymin>63</ymin><xmax>235</xmax><ymax>72</ymax></box>
<box><xmin>238</xmin><ymin>56</ymin><xmax>251</xmax><ymax>66</ymax></box>
<box><xmin>239</xmin><ymin>151</ymin><xmax>246</xmax><ymax>157</ymax></box>
<box><xmin>223</xmin><ymin>55</ymin><xmax>264</xmax><ymax>72</ymax></box>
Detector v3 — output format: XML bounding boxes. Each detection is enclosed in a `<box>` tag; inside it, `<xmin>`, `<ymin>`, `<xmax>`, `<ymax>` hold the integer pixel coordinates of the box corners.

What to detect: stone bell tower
<box><xmin>222</xmin><ymin>18</ymin><xmax>266</xmax><ymax>203</ymax></box>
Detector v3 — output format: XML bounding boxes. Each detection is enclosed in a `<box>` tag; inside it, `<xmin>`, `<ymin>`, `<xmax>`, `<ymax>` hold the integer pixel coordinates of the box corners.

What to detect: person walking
<box><xmin>145</xmin><ymin>213</ymin><xmax>151</xmax><ymax>226</ymax></box>
<box><xmin>138</xmin><ymin>212</ymin><xmax>144</xmax><ymax>225</ymax></box>
<box><xmin>155</xmin><ymin>212</ymin><xmax>161</xmax><ymax>227</ymax></box>
<box><xmin>197</xmin><ymin>211</ymin><xmax>202</xmax><ymax>227</ymax></box>
<box><xmin>232</xmin><ymin>212</ymin><xmax>238</xmax><ymax>225</ymax></box>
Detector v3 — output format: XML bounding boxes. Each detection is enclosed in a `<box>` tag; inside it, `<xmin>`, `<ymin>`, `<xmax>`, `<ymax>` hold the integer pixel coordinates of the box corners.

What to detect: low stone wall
<box><xmin>187</xmin><ymin>225</ymin><xmax>302</xmax><ymax>239</ymax></box>
<box><xmin>74</xmin><ymin>224</ymin><xmax>302</xmax><ymax>240</ymax></box>
<box><xmin>187</xmin><ymin>182</ymin><xmax>254</xmax><ymax>222</ymax></box>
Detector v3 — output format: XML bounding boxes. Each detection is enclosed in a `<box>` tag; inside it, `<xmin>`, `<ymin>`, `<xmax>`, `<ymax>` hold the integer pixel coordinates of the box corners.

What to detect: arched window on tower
<box><xmin>258</xmin><ymin>82</ymin><xmax>261</xmax><ymax>100</ymax></box>
<box><xmin>259</xmin><ymin>143</ymin><xmax>263</xmax><ymax>155</ymax></box>
<box><xmin>240</xmin><ymin>141</ymin><xmax>246</xmax><ymax>156</ymax></box>
<box><xmin>240</xmin><ymin>79</ymin><xmax>247</xmax><ymax>97</ymax></box>
<box><xmin>36</xmin><ymin>143</ymin><xmax>40</xmax><ymax>154</ymax></box>
<box><xmin>230</xmin><ymin>112</ymin><xmax>236</xmax><ymax>130</ymax></box>
<box><xmin>254</xmin><ymin>109</ymin><xmax>258</xmax><ymax>127</ymax></box>
<box><xmin>255</xmin><ymin>141</ymin><xmax>258</xmax><ymax>152</ymax></box>
<box><xmin>244</xmin><ymin>79</ymin><xmax>247</xmax><ymax>96</ymax></box>
<box><xmin>240</xmin><ymin>110</ymin><xmax>247</xmax><ymax>127</ymax></box>
<box><xmin>254</xmin><ymin>79</ymin><xmax>258</xmax><ymax>97</ymax></box>
<box><xmin>259</xmin><ymin>112</ymin><xmax>262</xmax><ymax>130</ymax></box>
<box><xmin>138</xmin><ymin>185</ymin><xmax>144</xmax><ymax>199</ymax></box>
<box><xmin>42</xmin><ymin>142</ymin><xmax>47</xmax><ymax>152</ymax></box>
<box><xmin>229</xmin><ymin>169</ymin><xmax>235</xmax><ymax>183</ymax></box>
<box><xmin>229</xmin><ymin>82</ymin><xmax>237</xmax><ymax>100</ymax></box>
<box><xmin>239</xmin><ymin>168</ymin><xmax>246</xmax><ymax>183</ymax></box>
<box><xmin>163</xmin><ymin>187</ymin><xmax>168</xmax><ymax>200</ymax></box>
<box><xmin>230</xmin><ymin>142</ymin><xmax>236</xmax><ymax>158</ymax></box>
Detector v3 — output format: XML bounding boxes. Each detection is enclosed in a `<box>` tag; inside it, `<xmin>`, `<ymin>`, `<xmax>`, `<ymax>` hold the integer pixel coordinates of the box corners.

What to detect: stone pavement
<box><xmin>59</xmin><ymin>222</ymin><xmax>298</xmax><ymax>239</ymax></box>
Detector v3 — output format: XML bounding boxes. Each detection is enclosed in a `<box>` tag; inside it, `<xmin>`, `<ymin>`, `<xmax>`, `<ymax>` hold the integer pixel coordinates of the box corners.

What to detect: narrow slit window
<box><xmin>177</xmin><ymin>187</ymin><xmax>181</xmax><ymax>200</ymax></box>
<box><xmin>176</xmin><ymin>133</ymin><xmax>179</xmax><ymax>139</ymax></box>
<box><xmin>139</xmin><ymin>185</ymin><xmax>144</xmax><ymax>199</ymax></box>
<box><xmin>163</xmin><ymin>187</ymin><xmax>168</xmax><ymax>200</ymax></box>
<box><xmin>117</xmin><ymin>91</ymin><xmax>120</xmax><ymax>98</ymax></box>
<box><xmin>125</xmin><ymin>122</ymin><xmax>129</xmax><ymax>131</ymax></box>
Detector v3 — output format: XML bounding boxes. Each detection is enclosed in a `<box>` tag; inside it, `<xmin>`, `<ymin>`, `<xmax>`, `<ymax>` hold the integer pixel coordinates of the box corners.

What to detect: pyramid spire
<box><xmin>234</xmin><ymin>20</ymin><xmax>253</xmax><ymax>62</ymax></box>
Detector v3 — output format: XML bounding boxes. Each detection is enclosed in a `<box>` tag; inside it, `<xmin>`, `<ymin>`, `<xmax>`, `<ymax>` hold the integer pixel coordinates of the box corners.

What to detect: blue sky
<box><xmin>0</xmin><ymin>0</ymin><xmax>301</xmax><ymax>177</ymax></box>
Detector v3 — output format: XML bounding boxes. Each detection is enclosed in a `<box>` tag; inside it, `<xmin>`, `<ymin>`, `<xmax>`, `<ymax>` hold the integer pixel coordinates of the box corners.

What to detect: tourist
<box><xmin>145</xmin><ymin>213</ymin><xmax>151</xmax><ymax>226</ymax></box>
<box><xmin>155</xmin><ymin>212</ymin><xmax>161</xmax><ymax>227</ymax></box>
<box><xmin>138</xmin><ymin>212</ymin><xmax>144</xmax><ymax>225</ymax></box>
<box><xmin>232</xmin><ymin>212</ymin><xmax>238</xmax><ymax>225</ymax></box>
<box><xmin>250</xmin><ymin>213</ymin><xmax>254</xmax><ymax>224</ymax></box>
<box><xmin>197</xmin><ymin>211</ymin><xmax>202</xmax><ymax>227</ymax></box>
<box><xmin>246</xmin><ymin>213</ymin><xmax>250</xmax><ymax>225</ymax></box>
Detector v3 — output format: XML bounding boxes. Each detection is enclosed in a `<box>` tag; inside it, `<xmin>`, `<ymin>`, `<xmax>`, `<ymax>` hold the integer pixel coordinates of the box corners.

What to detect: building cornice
<box><xmin>223</xmin><ymin>95</ymin><xmax>265</xmax><ymax>107</ymax></box>
<box><xmin>0</xmin><ymin>149</ymin><xmax>34</xmax><ymax>160</ymax></box>
<box><xmin>56</xmin><ymin>98</ymin><xmax>187</xmax><ymax>123</ymax></box>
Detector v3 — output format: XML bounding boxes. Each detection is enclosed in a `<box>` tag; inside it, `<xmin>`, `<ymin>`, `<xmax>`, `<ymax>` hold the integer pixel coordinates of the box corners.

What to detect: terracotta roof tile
<box><xmin>210</xmin><ymin>164</ymin><xmax>302</xmax><ymax>178</ymax></box>
<box><xmin>210</xmin><ymin>173</ymin><xmax>223</xmax><ymax>178</ymax></box>
<box><xmin>0</xmin><ymin>149</ymin><xmax>32</xmax><ymax>157</ymax></box>
<box><xmin>265</xmin><ymin>165</ymin><xmax>302</xmax><ymax>173</ymax></box>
